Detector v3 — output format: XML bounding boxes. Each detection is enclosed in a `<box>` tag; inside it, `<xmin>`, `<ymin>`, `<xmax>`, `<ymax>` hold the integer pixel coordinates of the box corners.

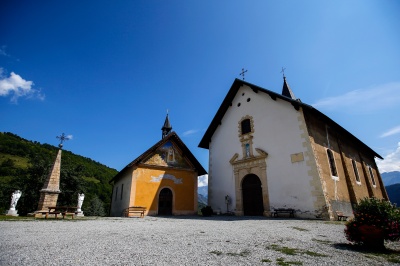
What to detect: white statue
<box><xmin>10</xmin><ymin>190</ymin><xmax>22</xmax><ymax>210</ymax></box>
<box><xmin>77</xmin><ymin>193</ymin><xmax>85</xmax><ymax>212</ymax></box>
<box><xmin>6</xmin><ymin>190</ymin><xmax>22</xmax><ymax>216</ymax></box>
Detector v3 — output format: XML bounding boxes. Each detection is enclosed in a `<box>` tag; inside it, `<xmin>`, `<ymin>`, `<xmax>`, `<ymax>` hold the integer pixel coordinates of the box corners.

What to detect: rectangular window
<box><xmin>368</xmin><ymin>166</ymin><xmax>376</xmax><ymax>186</ymax></box>
<box><xmin>121</xmin><ymin>184</ymin><xmax>124</xmax><ymax>200</ymax></box>
<box><xmin>351</xmin><ymin>159</ymin><xmax>361</xmax><ymax>183</ymax></box>
<box><xmin>241</xmin><ymin>119</ymin><xmax>251</xmax><ymax>135</ymax></box>
<box><xmin>327</xmin><ymin>149</ymin><xmax>338</xmax><ymax>178</ymax></box>
<box><xmin>115</xmin><ymin>186</ymin><xmax>118</xmax><ymax>201</ymax></box>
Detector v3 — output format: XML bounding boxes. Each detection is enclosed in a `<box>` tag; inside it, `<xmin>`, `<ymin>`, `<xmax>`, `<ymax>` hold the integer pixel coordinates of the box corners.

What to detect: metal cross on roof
<box><xmin>239</xmin><ymin>68</ymin><xmax>248</xmax><ymax>80</ymax></box>
<box><xmin>56</xmin><ymin>133</ymin><xmax>70</xmax><ymax>149</ymax></box>
<box><xmin>281</xmin><ymin>67</ymin><xmax>286</xmax><ymax>78</ymax></box>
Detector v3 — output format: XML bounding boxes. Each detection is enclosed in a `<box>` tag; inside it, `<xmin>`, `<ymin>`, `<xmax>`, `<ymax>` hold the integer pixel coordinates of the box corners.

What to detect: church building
<box><xmin>110</xmin><ymin>115</ymin><xmax>207</xmax><ymax>217</ymax></box>
<box><xmin>199</xmin><ymin>77</ymin><xmax>388</xmax><ymax>220</ymax></box>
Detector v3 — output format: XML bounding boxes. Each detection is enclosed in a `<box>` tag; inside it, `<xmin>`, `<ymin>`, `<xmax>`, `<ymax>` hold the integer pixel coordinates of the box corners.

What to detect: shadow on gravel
<box><xmin>332</xmin><ymin>243</ymin><xmax>400</xmax><ymax>263</ymax></box>
<box><xmin>333</xmin><ymin>243</ymin><xmax>400</xmax><ymax>253</ymax></box>
<box><xmin>150</xmin><ymin>215</ymin><xmax>312</xmax><ymax>222</ymax></box>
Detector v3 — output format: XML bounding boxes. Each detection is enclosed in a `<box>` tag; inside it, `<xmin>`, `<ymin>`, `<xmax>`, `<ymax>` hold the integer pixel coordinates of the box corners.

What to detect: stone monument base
<box><xmin>75</xmin><ymin>211</ymin><xmax>84</xmax><ymax>217</ymax></box>
<box><xmin>5</xmin><ymin>209</ymin><xmax>19</xmax><ymax>216</ymax></box>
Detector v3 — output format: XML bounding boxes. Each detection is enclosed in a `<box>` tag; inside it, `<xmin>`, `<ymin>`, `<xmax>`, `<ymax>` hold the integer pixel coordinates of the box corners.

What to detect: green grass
<box><xmin>209</xmin><ymin>250</ymin><xmax>222</xmax><ymax>256</ymax></box>
<box><xmin>311</xmin><ymin>238</ymin><xmax>332</xmax><ymax>244</ymax></box>
<box><xmin>363</xmin><ymin>251</ymin><xmax>400</xmax><ymax>264</ymax></box>
<box><xmin>0</xmin><ymin>153</ymin><xmax>30</xmax><ymax>168</ymax></box>
<box><xmin>276</xmin><ymin>257</ymin><xmax>303</xmax><ymax>266</ymax></box>
<box><xmin>335</xmin><ymin>243</ymin><xmax>400</xmax><ymax>264</ymax></box>
<box><xmin>303</xmin><ymin>251</ymin><xmax>328</xmax><ymax>257</ymax></box>
<box><xmin>226</xmin><ymin>249</ymin><xmax>250</xmax><ymax>257</ymax></box>
<box><xmin>82</xmin><ymin>176</ymin><xmax>101</xmax><ymax>183</ymax></box>
<box><xmin>268</xmin><ymin>244</ymin><xmax>328</xmax><ymax>258</ymax></box>
<box><xmin>0</xmin><ymin>215</ymin><xmax>34</xmax><ymax>221</ymax></box>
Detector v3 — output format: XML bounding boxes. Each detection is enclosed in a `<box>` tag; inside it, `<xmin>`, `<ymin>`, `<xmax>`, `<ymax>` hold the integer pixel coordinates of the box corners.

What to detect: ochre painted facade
<box><xmin>110</xmin><ymin>131</ymin><xmax>206</xmax><ymax>217</ymax></box>
<box><xmin>129</xmin><ymin>167</ymin><xmax>197</xmax><ymax>215</ymax></box>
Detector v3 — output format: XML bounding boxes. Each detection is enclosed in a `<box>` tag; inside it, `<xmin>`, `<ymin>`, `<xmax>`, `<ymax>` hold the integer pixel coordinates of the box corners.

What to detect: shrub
<box><xmin>201</xmin><ymin>205</ymin><xmax>213</xmax><ymax>217</ymax></box>
<box><xmin>345</xmin><ymin>197</ymin><xmax>400</xmax><ymax>246</ymax></box>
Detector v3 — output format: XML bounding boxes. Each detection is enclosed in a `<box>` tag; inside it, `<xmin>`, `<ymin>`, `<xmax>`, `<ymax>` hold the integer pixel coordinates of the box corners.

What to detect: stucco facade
<box><xmin>199</xmin><ymin>78</ymin><xmax>387</xmax><ymax>220</ymax></box>
<box><xmin>110</xmin><ymin>130</ymin><xmax>206</xmax><ymax>217</ymax></box>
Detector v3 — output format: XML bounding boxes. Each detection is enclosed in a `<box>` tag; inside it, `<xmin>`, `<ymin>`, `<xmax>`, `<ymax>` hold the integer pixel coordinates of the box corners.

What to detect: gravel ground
<box><xmin>0</xmin><ymin>216</ymin><xmax>399</xmax><ymax>265</ymax></box>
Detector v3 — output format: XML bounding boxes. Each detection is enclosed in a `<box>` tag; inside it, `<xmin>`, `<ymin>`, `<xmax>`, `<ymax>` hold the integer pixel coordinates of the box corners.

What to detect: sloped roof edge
<box><xmin>110</xmin><ymin>132</ymin><xmax>207</xmax><ymax>183</ymax></box>
<box><xmin>198</xmin><ymin>79</ymin><xmax>382</xmax><ymax>160</ymax></box>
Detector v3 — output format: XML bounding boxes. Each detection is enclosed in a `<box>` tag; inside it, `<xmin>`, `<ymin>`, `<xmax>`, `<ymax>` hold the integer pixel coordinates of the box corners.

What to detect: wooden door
<box><xmin>158</xmin><ymin>188</ymin><xmax>173</xmax><ymax>215</ymax></box>
<box><xmin>242</xmin><ymin>174</ymin><xmax>264</xmax><ymax>216</ymax></box>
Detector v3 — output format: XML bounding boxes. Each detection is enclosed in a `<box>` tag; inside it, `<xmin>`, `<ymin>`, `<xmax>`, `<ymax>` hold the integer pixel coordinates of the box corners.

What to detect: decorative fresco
<box><xmin>144</xmin><ymin>141</ymin><xmax>191</xmax><ymax>169</ymax></box>
<box><xmin>150</xmin><ymin>174</ymin><xmax>183</xmax><ymax>184</ymax></box>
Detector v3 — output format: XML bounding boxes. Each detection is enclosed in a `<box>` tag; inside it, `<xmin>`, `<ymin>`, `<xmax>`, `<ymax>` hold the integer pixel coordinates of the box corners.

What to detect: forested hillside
<box><xmin>0</xmin><ymin>132</ymin><xmax>118</xmax><ymax>216</ymax></box>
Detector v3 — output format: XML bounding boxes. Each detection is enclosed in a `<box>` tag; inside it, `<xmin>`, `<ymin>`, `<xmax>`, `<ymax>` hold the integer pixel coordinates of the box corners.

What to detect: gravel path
<box><xmin>0</xmin><ymin>216</ymin><xmax>399</xmax><ymax>265</ymax></box>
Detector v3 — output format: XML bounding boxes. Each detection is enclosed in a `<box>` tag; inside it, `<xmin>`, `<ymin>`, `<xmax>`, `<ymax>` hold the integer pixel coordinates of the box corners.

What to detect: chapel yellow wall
<box><xmin>130</xmin><ymin>167</ymin><xmax>197</xmax><ymax>215</ymax></box>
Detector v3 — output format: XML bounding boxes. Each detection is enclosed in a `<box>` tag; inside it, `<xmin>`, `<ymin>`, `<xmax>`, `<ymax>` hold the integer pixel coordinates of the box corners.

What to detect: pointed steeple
<box><xmin>161</xmin><ymin>113</ymin><xmax>172</xmax><ymax>139</ymax></box>
<box><xmin>282</xmin><ymin>76</ymin><xmax>296</xmax><ymax>100</ymax></box>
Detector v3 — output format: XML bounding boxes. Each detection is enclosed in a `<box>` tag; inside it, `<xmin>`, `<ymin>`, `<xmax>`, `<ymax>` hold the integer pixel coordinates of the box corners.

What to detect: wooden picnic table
<box><xmin>45</xmin><ymin>206</ymin><xmax>78</xmax><ymax>219</ymax></box>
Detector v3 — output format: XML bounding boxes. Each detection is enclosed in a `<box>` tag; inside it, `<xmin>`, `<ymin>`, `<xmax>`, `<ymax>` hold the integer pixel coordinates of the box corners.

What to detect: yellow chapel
<box><xmin>109</xmin><ymin>115</ymin><xmax>207</xmax><ymax>217</ymax></box>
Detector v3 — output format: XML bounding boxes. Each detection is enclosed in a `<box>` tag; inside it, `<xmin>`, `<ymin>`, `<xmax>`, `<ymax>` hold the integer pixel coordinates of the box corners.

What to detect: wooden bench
<box><xmin>335</xmin><ymin>211</ymin><xmax>349</xmax><ymax>221</ymax></box>
<box><xmin>123</xmin><ymin>206</ymin><xmax>146</xmax><ymax>218</ymax></box>
<box><xmin>271</xmin><ymin>208</ymin><xmax>295</xmax><ymax>218</ymax></box>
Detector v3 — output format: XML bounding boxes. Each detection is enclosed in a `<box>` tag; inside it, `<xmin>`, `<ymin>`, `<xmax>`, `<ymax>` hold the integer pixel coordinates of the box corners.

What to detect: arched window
<box><xmin>327</xmin><ymin>149</ymin><xmax>338</xmax><ymax>177</ymax></box>
<box><xmin>368</xmin><ymin>166</ymin><xmax>376</xmax><ymax>186</ymax></box>
<box><xmin>241</xmin><ymin>119</ymin><xmax>251</xmax><ymax>135</ymax></box>
<box><xmin>351</xmin><ymin>160</ymin><xmax>361</xmax><ymax>183</ymax></box>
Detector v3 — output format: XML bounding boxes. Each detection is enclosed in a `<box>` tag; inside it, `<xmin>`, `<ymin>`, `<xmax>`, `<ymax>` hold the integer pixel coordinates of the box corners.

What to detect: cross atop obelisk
<box><xmin>56</xmin><ymin>133</ymin><xmax>70</xmax><ymax>149</ymax></box>
<box><xmin>33</xmin><ymin>133</ymin><xmax>69</xmax><ymax>216</ymax></box>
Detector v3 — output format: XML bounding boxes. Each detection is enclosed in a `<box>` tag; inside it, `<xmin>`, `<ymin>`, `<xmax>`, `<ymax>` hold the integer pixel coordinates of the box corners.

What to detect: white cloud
<box><xmin>0</xmin><ymin>70</ymin><xmax>44</xmax><ymax>103</ymax></box>
<box><xmin>376</xmin><ymin>142</ymin><xmax>400</xmax><ymax>173</ymax></box>
<box><xmin>380</xmin><ymin>126</ymin><xmax>400</xmax><ymax>138</ymax></box>
<box><xmin>0</xmin><ymin>46</ymin><xmax>9</xmax><ymax>57</ymax></box>
<box><xmin>198</xmin><ymin>174</ymin><xmax>208</xmax><ymax>187</ymax></box>
<box><xmin>183</xmin><ymin>129</ymin><xmax>198</xmax><ymax>137</ymax></box>
<box><xmin>312</xmin><ymin>82</ymin><xmax>400</xmax><ymax>114</ymax></box>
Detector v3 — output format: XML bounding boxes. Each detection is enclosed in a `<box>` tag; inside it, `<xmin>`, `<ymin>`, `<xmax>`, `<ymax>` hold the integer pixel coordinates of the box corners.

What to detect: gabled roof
<box><xmin>110</xmin><ymin>132</ymin><xmax>207</xmax><ymax>183</ymax></box>
<box><xmin>198</xmin><ymin>78</ymin><xmax>382</xmax><ymax>160</ymax></box>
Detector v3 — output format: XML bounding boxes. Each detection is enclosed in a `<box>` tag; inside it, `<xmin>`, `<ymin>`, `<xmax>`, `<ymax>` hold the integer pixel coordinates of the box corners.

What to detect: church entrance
<box><xmin>242</xmin><ymin>174</ymin><xmax>264</xmax><ymax>216</ymax></box>
<box><xmin>158</xmin><ymin>188</ymin><xmax>173</xmax><ymax>215</ymax></box>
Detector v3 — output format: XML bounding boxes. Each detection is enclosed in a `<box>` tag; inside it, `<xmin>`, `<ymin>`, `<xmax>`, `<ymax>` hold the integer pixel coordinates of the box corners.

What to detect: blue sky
<box><xmin>1</xmin><ymin>1</ymin><xmax>399</xmax><ymax>187</ymax></box>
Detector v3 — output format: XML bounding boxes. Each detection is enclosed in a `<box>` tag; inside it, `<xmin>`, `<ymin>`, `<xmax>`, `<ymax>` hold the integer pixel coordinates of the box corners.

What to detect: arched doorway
<box><xmin>242</xmin><ymin>174</ymin><xmax>264</xmax><ymax>216</ymax></box>
<box><xmin>158</xmin><ymin>188</ymin><xmax>173</xmax><ymax>215</ymax></box>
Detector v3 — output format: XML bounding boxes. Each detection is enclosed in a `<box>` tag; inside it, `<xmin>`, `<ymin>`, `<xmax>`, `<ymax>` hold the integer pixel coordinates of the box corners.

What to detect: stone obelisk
<box><xmin>33</xmin><ymin>134</ymin><xmax>68</xmax><ymax>217</ymax></box>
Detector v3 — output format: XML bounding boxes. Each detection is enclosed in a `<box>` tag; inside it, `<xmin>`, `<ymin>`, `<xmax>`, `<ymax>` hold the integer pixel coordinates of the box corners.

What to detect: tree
<box><xmin>84</xmin><ymin>195</ymin><xmax>106</xmax><ymax>216</ymax></box>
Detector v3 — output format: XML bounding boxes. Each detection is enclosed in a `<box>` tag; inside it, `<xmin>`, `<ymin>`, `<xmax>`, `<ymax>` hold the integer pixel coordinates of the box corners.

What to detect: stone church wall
<box><xmin>303</xmin><ymin>110</ymin><xmax>387</xmax><ymax>219</ymax></box>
